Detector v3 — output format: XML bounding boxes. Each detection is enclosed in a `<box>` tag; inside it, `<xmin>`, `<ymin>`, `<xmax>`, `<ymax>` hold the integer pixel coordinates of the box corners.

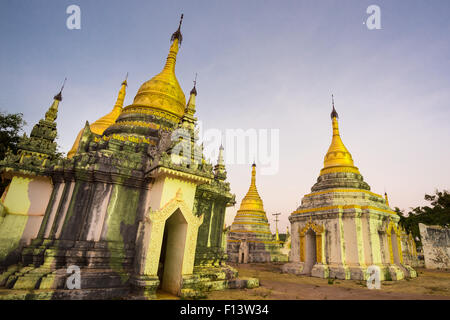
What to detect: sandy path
<box><xmin>205</xmin><ymin>263</ymin><xmax>450</xmax><ymax>300</ymax></box>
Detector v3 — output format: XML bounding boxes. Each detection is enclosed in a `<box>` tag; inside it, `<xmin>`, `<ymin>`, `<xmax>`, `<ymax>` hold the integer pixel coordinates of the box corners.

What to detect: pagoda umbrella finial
<box><xmin>54</xmin><ymin>77</ymin><xmax>67</xmax><ymax>101</ymax></box>
<box><xmin>190</xmin><ymin>73</ymin><xmax>198</xmax><ymax>95</ymax></box>
<box><xmin>384</xmin><ymin>191</ymin><xmax>390</xmax><ymax>207</ymax></box>
<box><xmin>331</xmin><ymin>94</ymin><xmax>338</xmax><ymax>119</ymax></box>
<box><xmin>178</xmin><ymin>13</ymin><xmax>184</xmax><ymax>29</ymax></box>
<box><xmin>171</xmin><ymin>13</ymin><xmax>184</xmax><ymax>44</ymax></box>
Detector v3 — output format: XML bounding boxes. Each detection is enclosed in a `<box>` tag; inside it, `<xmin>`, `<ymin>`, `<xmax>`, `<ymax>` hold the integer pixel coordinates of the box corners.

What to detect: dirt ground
<box><xmin>205</xmin><ymin>263</ymin><xmax>450</xmax><ymax>300</ymax></box>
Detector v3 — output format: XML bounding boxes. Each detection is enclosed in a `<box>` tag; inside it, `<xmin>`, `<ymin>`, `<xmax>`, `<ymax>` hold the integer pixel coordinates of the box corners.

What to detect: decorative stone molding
<box><xmin>386</xmin><ymin>220</ymin><xmax>403</xmax><ymax>264</ymax></box>
<box><xmin>299</xmin><ymin>219</ymin><xmax>325</xmax><ymax>264</ymax></box>
<box><xmin>138</xmin><ymin>188</ymin><xmax>203</xmax><ymax>284</ymax></box>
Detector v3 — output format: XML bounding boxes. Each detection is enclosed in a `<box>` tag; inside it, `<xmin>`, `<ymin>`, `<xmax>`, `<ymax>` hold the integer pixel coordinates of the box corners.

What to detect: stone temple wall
<box><xmin>419</xmin><ymin>223</ymin><xmax>450</xmax><ymax>269</ymax></box>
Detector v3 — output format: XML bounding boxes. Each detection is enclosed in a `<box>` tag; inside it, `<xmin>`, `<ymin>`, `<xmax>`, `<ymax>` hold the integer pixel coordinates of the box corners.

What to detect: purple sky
<box><xmin>1</xmin><ymin>0</ymin><xmax>449</xmax><ymax>233</ymax></box>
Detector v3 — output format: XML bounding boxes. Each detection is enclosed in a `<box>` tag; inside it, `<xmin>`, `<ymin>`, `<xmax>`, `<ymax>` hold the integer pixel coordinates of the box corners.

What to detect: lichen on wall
<box><xmin>104</xmin><ymin>184</ymin><xmax>141</xmax><ymax>283</ymax></box>
<box><xmin>0</xmin><ymin>176</ymin><xmax>46</xmax><ymax>268</ymax></box>
<box><xmin>0</xmin><ymin>215</ymin><xmax>28</xmax><ymax>263</ymax></box>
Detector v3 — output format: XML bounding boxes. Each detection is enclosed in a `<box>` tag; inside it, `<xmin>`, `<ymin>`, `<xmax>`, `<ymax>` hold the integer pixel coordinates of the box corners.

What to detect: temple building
<box><xmin>0</xmin><ymin>16</ymin><xmax>259</xmax><ymax>299</ymax></box>
<box><xmin>0</xmin><ymin>87</ymin><xmax>63</xmax><ymax>269</ymax></box>
<box><xmin>227</xmin><ymin>164</ymin><xmax>287</xmax><ymax>263</ymax></box>
<box><xmin>282</xmin><ymin>97</ymin><xmax>417</xmax><ymax>280</ymax></box>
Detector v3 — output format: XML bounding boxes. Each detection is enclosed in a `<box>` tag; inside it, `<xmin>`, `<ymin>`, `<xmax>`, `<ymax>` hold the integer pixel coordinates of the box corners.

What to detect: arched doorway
<box><xmin>304</xmin><ymin>229</ymin><xmax>317</xmax><ymax>274</ymax></box>
<box><xmin>158</xmin><ymin>208</ymin><xmax>188</xmax><ymax>295</ymax></box>
<box><xmin>135</xmin><ymin>188</ymin><xmax>204</xmax><ymax>297</ymax></box>
<box><xmin>299</xmin><ymin>220</ymin><xmax>324</xmax><ymax>275</ymax></box>
<box><xmin>238</xmin><ymin>240</ymin><xmax>248</xmax><ymax>263</ymax></box>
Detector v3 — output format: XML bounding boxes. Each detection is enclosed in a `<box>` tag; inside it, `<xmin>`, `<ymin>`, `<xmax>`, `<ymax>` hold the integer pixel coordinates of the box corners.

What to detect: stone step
<box><xmin>0</xmin><ymin>287</ymin><xmax>130</xmax><ymax>300</ymax></box>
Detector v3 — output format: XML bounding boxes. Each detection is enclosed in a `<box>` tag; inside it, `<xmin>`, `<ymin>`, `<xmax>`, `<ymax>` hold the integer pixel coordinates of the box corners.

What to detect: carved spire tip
<box><xmin>54</xmin><ymin>77</ymin><xmax>67</xmax><ymax>101</ymax></box>
<box><xmin>330</xmin><ymin>93</ymin><xmax>339</xmax><ymax>119</ymax></box>
<box><xmin>171</xmin><ymin>13</ymin><xmax>184</xmax><ymax>44</ymax></box>
<box><xmin>190</xmin><ymin>73</ymin><xmax>198</xmax><ymax>95</ymax></box>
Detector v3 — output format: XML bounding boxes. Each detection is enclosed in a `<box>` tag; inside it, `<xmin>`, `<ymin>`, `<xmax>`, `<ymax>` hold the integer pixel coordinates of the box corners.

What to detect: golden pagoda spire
<box><xmin>384</xmin><ymin>192</ymin><xmax>390</xmax><ymax>206</ymax></box>
<box><xmin>131</xmin><ymin>14</ymin><xmax>186</xmax><ymax>120</ymax></box>
<box><xmin>250</xmin><ymin>163</ymin><xmax>257</xmax><ymax>191</ymax></box>
<box><xmin>45</xmin><ymin>78</ymin><xmax>66</xmax><ymax>122</ymax></box>
<box><xmin>162</xmin><ymin>13</ymin><xmax>183</xmax><ymax>73</ymax></box>
<box><xmin>67</xmin><ymin>76</ymin><xmax>128</xmax><ymax>159</ymax></box>
<box><xmin>114</xmin><ymin>72</ymin><xmax>128</xmax><ymax>107</ymax></box>
<box><xmin>185</xmin><ymin>73</ymin><xmax>197</xmax><ymax>116</ymax></box>
<box><xmin>239</xmin><ymin>163</ymin><xmax>265</xmax><ymax>212</ymax></box>
<box><xmin>89</xmin><ymin>73</ymin><xmax>128</xmax><ymax>134</ymax></box>
<box><xmin>320</xmin><ymin>95</ymin><xmax>360</xmax><ymax>176</ymax></box>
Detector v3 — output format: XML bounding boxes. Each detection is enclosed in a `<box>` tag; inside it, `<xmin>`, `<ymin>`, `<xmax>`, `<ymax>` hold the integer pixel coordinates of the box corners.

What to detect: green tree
<box><xmin>397</xmin><ymin>189</ymin><xmax>450</xmax><ymax>246</ymax></box>
<box><xmin>0</xmin><ymin>111</ymin><xmax>26</xmax><ymax>161</ymax></box>
<box><xmin>0</xmin><ymin>111</ymin><xmax>27</xmax><ymax>196</ymax></box>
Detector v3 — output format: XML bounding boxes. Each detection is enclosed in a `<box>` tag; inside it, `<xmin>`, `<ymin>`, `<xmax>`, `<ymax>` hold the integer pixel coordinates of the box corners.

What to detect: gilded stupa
<box><xmin>67</xmin><ymin>76</ymin><xmax>128</xmax><ymax>158</ymax></box>
<box><xmin>227</xmin><ymin>163</ymin><xmax>287</xmax><ymax>263</ymax></box>
<box><xmin>68</xmin><ymin>14</ymin><xmax>188</xmax><ymax>159</ymax></box>
<box><xmin>282</xmin><ymin>96</ymin><xmax>417</xmax><ymax>280</ymax></box>
<box><xmin>0</xmin><ymin>15</ymin><xmax>254</xmax><ymax>300</ymax></box>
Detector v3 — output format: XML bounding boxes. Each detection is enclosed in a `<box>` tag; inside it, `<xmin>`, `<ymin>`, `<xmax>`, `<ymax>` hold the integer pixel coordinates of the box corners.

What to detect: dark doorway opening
<box><xmin>304</xmin><ymin>229</ymin><xmax>317</xmax><ymax>275</ymax></box>
<box><xmin>157</xmin><ymin>209</ymin><xmax>188</xmax><ymax>296</ymax></box>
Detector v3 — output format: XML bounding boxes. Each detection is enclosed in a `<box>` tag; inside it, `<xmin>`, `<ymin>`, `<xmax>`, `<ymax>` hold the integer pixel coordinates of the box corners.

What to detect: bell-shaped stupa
<box><xmin>283</xmin><ymin>96</ymin><xmax>417</xmax><ymax>281</ymax></box>
<box><xmin>227</xmin><ymin>164</ymin><xmax>287</xmax><ymax>263</ymax></box>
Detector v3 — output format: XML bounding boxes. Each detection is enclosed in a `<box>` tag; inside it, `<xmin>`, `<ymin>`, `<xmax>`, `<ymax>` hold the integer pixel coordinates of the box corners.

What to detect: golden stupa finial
<box><xmin>238</xmin><ymin>163</ymin><xmax>264</xmax><ymax>212</ymax></box>
<box><xmin>171</xmin><ymin>13</ymin><xmax>184</xmax><ymax>45</ymax></box>
<box><xmin>160</xmin><ymin>14</ymin><xmax>183</xmax><ymax>74</ymax></box>
<box><xmin>45</xmin><ymin>78</ymin><xmax>66</xmax><ymax>122</ymax></box>
<box><xmin>114</xmin><ymin>74</ymin><xmax>128</xmax><ymax>108</ymax></box>
<box><xmin>53</xmin><ymin>77</ymin><xmax>67</xmax><ymax>102</ymax></box>
<box><xmin>185</xmin><ymin>73</ymin><xmax>198</xmax><ymax>115</ymax></box>
<box><xmin>331</xmin><ymin>94</ymin><xmax>338</xmax><ymax>119</ymax></box>
<box><xmin>384</xmin><ymin>192</ymin><xmax>390</xmax><ymax>207</ymax></box>
<box><xmin>320</xmin><ymin>94</ymin><xmax>360</xmax><ymax>176</ymax></box>
<box><xmin>122</xmin><ymin>72</ymin><xmax>128</xmax><ymax>86</ymax></box>
<box><xmin>190</xmin><ymin>73</ymin><xmax>198</xmax><ymax>96</ymax></box>
<box><xmin>251</xmin><ymin>162</ymin><xmax>257</xmax><ymax>185</ymax></box>
<box><xmin>67</xmin><ymin>77</ymin><xmax>127</xmax><ymax>159</ymax></box>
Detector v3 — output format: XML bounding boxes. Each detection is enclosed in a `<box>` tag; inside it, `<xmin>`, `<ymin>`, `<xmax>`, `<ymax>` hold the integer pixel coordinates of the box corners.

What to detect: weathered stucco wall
<box><xmin>419</xmin><ymin>223</ymin><xmax>450</xmax><ymax>269</ymax></box>
<box><xmin>0</xmin><ymin>175</ymin><xmax>51</xmax><ymax>268</ymax></box>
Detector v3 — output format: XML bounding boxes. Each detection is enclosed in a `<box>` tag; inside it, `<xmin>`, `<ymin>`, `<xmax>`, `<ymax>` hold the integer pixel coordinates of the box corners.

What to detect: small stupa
<box><xmin>227</xmin><ymin>163</ymin><xmax>287</xmax><ymax>263</ymax></box>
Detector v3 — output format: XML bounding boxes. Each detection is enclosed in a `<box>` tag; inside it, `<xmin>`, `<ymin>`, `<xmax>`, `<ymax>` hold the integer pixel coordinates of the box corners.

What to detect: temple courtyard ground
<box><xmin>0</xmin><ymin>263</ymin><xmax>448</xmax><ymax>300</ymax></box>
<box><xmin>204</xmin><ymin>263</ymin><xmax>450</xmax><ymax>300</ymax></box>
